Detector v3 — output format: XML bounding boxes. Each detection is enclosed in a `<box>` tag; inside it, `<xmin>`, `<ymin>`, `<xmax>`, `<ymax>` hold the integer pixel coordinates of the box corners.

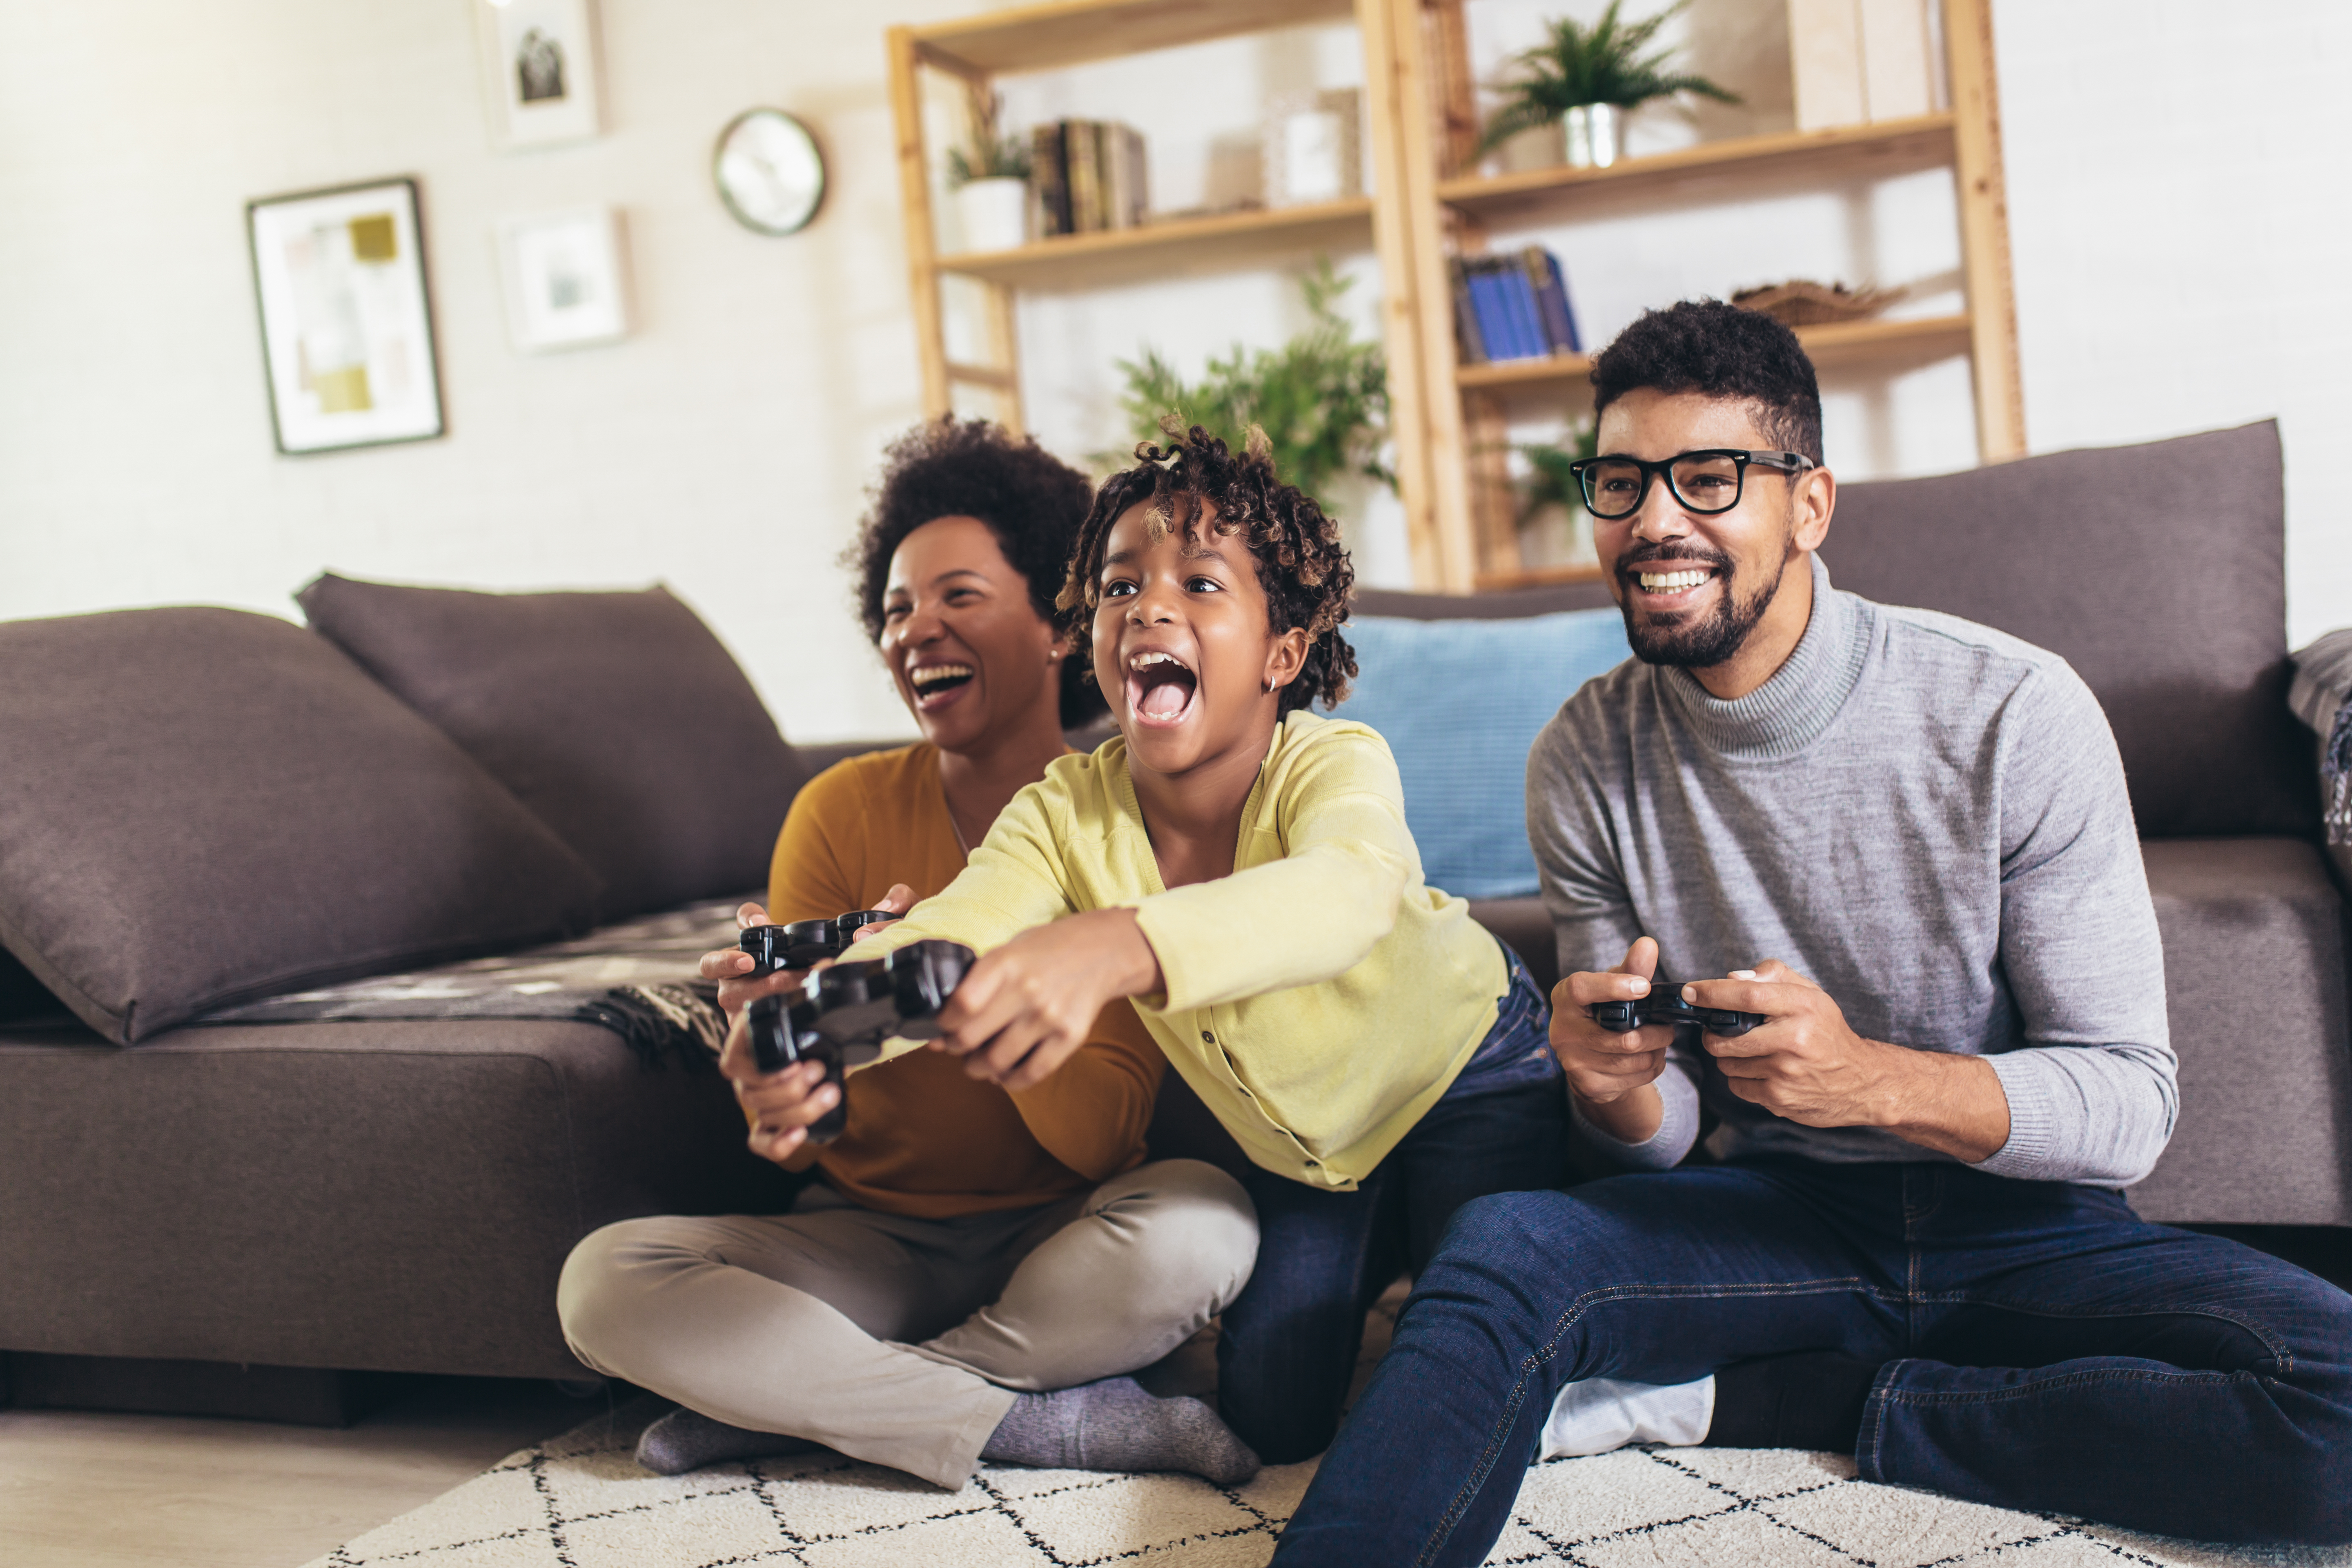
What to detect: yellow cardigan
<box><xmin>847</xmin><ymin>710</ymin><xmax>1508</xmax><ymax>1189</ymax></box>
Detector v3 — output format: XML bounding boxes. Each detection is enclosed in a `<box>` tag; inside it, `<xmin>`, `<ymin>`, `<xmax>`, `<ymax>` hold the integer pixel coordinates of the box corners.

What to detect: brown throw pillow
<box><xmin>298</xmin><ymin>575</ymin><xmax>804</xmax><ymax>921</ymax></box>
<box><xmin>0</xmin><ymin>608</ymin><xmax>604</xmax><ymax>1042</ymax></box>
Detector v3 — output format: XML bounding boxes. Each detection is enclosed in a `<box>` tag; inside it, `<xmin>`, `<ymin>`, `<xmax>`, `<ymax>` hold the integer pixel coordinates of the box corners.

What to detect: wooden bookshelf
<box><xmin>1396</xmin><ymin>0</ymin><xmax>2022</xmax><ymax>585</ymax></box>
<box><xmin>937</xmin><ymin>198</ymin><xmax>1376</xmax><ymax>290</ymax></box>
<box><xmin>886</xmin><ymin>0</ymin><xmax>2023</xmax><ymax>594</ymax></box>
<box><xmin>1455</xmin><ymin>313</ymin><xmax>1976</xmax><ymax>391</ymax></box>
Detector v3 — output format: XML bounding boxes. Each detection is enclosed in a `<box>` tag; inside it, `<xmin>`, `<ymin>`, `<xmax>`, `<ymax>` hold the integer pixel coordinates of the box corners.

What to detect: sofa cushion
<box><xmin>299</xmin><ymin>575</ymin><xmax>805</xmax><ymax>921</ymax></box>
<box><xmin>2125</xmin><ymin>837</ymin><xmax>2352</xmax><ymax>1226</ymax></box>
<box><xmin>1825</xmin><ymin>421</ymin><xmax>2312</xmax><ymax>839</ymax></box>
<box><xmin>0</xmin><ymin>608</ymin><xmax>603</xmax><ymax>1043</ymax></box>
<box><xmin>1333</xmin><ymin>611</ymin><xmax>1631</xmax><ymax>898</ymax></box>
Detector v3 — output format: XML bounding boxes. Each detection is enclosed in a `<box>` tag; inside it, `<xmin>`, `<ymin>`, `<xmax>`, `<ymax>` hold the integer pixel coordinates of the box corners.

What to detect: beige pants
<box><xmin>557</xmin><ymin>1158</ymin><xmax>1258</xmax><ymax>1488</ymax></box>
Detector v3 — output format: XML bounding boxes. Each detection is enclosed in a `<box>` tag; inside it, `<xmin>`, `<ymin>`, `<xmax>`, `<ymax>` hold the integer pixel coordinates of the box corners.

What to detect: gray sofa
<box><xmin>0</xmin><ymin>420</ymin><xmax>2342</xmax><ymax>1419</ymax></box>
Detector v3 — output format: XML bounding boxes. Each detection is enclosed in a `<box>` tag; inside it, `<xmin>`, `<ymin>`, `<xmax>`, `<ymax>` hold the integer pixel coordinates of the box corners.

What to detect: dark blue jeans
<box><xmin>1276</xmin><ymin>1158</ymin><xmax>2352</xmax><ymax>1560</ymax></box>
<box><xmin>1217</xmin><ymin>955</ymin><xmax>1569</xmax><ymax>1464</ymax></box>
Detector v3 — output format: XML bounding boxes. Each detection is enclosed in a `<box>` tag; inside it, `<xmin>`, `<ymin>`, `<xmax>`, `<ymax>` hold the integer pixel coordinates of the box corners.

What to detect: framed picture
<box><xmin>498</xmin><ymin>207</ymin><xmax>629</xmax><ymax>352</ymax></box>
<box><xmin>475</xmin><ymin>0</ymin><xmax>601</xmax><ymax>150</ymax></box>
<box><xmin>246</xmin><ymin>177</ymin><xmax>444</xmax><ymax>456</ymax></box>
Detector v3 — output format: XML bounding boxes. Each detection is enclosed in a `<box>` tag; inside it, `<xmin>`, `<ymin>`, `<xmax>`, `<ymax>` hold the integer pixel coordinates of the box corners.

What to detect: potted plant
<box><xmin>947</xmin><ymin>86</ymin><xmax>1032</xmax><ymax>252</ymax></box>
<box><xmin>1108</xmin><ymin>260</ymin><xmax>1391</xmax><ymax>517</ymax></box>
<box><xmin>1516</xmin><ymin>421</ymin><xmax>1602</xmax><ymax>564</ymax></box>
<box><xmin>1479</xmin><ymin>0</ymin><xmax>1740</xmax><ymax>170</ymax></box>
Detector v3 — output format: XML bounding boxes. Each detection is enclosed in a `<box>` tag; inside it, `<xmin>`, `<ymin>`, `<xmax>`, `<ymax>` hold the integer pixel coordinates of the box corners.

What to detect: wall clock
<box><xmin>714</xmin><ymin>109</ymin><xmax>826</xmax><ymax>236</ymax></box>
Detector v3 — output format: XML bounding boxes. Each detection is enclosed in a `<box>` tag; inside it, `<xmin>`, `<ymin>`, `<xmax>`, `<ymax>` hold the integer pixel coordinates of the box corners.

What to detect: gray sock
<box><xmin>980</xmin><ymin>1376</ymin><xmax>1260</xmax><ymax>1485</ymax></box>
<box><xmin>634</xmin><ymin>1406</ymin><xmax>820</xmax><ymax>1475</ymax></box>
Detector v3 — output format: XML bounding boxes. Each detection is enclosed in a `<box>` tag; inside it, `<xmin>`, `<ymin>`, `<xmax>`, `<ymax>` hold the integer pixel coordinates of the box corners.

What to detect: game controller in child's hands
<box><xmin>742</xmin><ymin>940</ymin><xmax>977</xmax><ymax>1145</ymax></box>
<box><xmin>1587</xmin><ymin>979</ymin><xmax>1765</xmax><ymax>1038</ymax></box>
<box><xmin>737</xmin><ymin>910</ymin><xmax>900</xmax><ymax>975</ymax></box>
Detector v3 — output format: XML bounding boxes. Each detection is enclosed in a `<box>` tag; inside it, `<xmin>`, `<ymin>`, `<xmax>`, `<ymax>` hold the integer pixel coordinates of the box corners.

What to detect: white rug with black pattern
<box><xmin>304</xmin><ymin>1394</ymin><xmax>2348</xmax><ymax>1568</ymax></box>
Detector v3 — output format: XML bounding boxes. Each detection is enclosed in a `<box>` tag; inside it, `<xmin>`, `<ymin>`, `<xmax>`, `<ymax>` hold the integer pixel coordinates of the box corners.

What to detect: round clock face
<box><xmin>714</xmin><ymin>109</ymin><xmax>826</xmax><ymax>236</ymax></box>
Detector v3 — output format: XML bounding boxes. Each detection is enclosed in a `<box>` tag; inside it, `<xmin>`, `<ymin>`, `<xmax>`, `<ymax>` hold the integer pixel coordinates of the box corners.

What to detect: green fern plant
<box><xmin>1107</xmin><ymin>260</ymin><xmax>1392</xmax><ymax>513</ymax></box>
<box><xmin>1517</xmin><ymin>421</ymin><xmax>1601</xmax><ymax>527</ymax></box>
<box><xmin>1480</xmin><ymin>0</ymin><xmax>1740</xmax><ymax>153</ymax></box>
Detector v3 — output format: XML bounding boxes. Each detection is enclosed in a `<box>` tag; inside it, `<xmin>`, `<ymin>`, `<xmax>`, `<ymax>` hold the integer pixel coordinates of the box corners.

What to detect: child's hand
<box><xmin>933</xmin><ymin>909</ymin><xmax>1161</xmax><ymax>1091</ymax></box>
<box><xmin>718</xmin><ymin>1004</ymin><xmax>838</xmax><ymax>1163</ymax></box>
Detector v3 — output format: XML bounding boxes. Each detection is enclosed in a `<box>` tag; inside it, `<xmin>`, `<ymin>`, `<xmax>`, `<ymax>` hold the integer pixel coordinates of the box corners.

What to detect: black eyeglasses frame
<box><xmin>1566</xmin><ymin>448</ymin><xmax>1816</xmax><ymax>520</ymax></box>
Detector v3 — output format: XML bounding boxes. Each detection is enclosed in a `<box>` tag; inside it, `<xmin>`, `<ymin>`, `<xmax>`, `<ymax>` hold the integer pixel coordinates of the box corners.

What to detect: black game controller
<box><xmin>1587</xmin><ymin>979</ymin><xmax>1765</xmax><ymax>1039</ymax></box>
<box><xmin>738</xmin><ymin>910</ymin><xmax>899</xmax><ymax>975</ymax></box>
<box><xmin>743</xmin><ymin>939</ymin><xmax>977</xmax><ymax>1145</ymax></box>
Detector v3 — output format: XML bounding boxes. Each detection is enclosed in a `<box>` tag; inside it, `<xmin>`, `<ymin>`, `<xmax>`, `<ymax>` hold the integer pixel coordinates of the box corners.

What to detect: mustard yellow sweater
<box><xmin>848</xmin><ymin>711</ymin><xmax>1507</xmax><ymax>1190</ymax></box>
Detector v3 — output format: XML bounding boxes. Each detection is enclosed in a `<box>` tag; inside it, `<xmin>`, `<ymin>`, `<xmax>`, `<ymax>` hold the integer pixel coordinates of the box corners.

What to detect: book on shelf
<box><xmin>1454</xmin><ymin>247</ymin><xmax>1581</xmax><ymax>364</ymax></box>
<box><xmin>1029</xmin><ymin>120</ymin><xmax>1148</xmax><ymax>238</ymax></box>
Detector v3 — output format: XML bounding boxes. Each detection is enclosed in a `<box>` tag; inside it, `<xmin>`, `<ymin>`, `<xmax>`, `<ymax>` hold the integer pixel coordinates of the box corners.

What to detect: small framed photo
<box><xmin>475</xmin><ymin>0</ymin><xmax>601</xmax><ymax>150</ymax></box>
<box><xmin>498</xmin><ymin>207</ymin><xmax>629</xmax><ymax>352</ymax></box>
<box><xmin>246</xmin><ymin>177</ymin><xmax>444</xmax><ymax>456</ymax></box>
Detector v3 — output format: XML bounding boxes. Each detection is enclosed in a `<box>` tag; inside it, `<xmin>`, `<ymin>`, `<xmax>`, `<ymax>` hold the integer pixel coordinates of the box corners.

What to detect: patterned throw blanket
<box><xmin>2290</xmin><ymin>628</ymin><xmax>2352</xmax><ymax>848</ymax></box>
<box><xmin>196</xmin><ymin>896</ymin><xmax>745</xmax><ymax>1067</ymax></box>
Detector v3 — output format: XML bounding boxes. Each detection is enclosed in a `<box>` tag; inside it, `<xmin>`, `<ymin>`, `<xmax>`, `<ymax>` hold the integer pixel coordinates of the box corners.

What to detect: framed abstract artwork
<box><xmin>497</xmin><ymin>207</ymin><xmax>629</xmax><ymax>352</ymax></box>
<box><xmin>246</xmin><ymin>177</ymin><xmax>445</xmax><ymax>456</ymax></box>
<box><xmin>475</xmin><ymin>0</ymin><xmax>601</xmax><ymax>150</ymax></box>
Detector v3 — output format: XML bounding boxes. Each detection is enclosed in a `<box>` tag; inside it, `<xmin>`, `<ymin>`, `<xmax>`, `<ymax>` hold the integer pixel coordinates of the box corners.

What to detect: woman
<box><xmin>558</xmin><ymin>419</ymin><xmax>1261</xmax><ymax>1490</ymax></box>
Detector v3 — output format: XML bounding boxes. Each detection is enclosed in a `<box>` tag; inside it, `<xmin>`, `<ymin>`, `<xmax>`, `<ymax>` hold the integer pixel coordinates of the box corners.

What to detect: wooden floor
<box><xmin>0</xmin><ymin>1376</ymin><xmax>610</xmax><ymax>1568</ymax></box>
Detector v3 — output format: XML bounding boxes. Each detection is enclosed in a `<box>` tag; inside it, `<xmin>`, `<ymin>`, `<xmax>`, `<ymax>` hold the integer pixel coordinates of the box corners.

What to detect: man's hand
<box><xmin>930</xmin><ymin>909</ymin><xmax>1161</xmax><ymax>1091</ymax></box>
<box><xmin>1685</xmin><ymin>961</ymin><xmax>2010</xmax><ymax>1162</ymax></box>
<box><xmin>1551</xmin><ymin>937</ymin><xmax>1673</xmax><ymax>1145</ymax></box>
<box><xmin>697</xmin><ymin>887</ymin><xmax>916</xmax><ymax>1025</ymax></box>
<box><xmin>718</xmin><ymin>1006</ymin><xmax>839</xmax><ymax>1164</ymax></box>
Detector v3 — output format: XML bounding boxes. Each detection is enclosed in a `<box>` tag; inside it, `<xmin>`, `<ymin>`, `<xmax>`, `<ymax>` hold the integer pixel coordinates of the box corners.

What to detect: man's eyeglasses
<box><xmin>1566</xmin><ymin>449</ymin><xmax>1815</xmax><ymax>520</ymax></box>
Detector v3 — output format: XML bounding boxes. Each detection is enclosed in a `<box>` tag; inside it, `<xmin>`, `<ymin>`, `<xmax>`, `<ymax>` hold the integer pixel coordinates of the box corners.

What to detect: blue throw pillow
<box><xmin>1330</xmin><ymin>610</ymin><xmax>1630</xmax><ymax>899</ymax></box>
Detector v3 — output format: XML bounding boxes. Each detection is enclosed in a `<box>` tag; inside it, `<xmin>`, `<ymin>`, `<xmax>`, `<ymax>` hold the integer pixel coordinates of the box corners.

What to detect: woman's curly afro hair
<box><xmin>843</xmin><ymin>416</ymin><xmax>1106</xmax><ymax>728</ymax></box>
<box><xmin>1055</xmin><ymin>421</ymin><xmax>1356</xmax><ymax>717</ymax></box>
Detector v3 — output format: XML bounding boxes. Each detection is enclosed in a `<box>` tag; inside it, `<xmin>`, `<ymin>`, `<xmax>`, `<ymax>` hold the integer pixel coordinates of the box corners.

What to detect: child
<box><xmin>761</xmin><ymin>424</ymin><xmax>1572</xmax><ymax>1462</ymax></box>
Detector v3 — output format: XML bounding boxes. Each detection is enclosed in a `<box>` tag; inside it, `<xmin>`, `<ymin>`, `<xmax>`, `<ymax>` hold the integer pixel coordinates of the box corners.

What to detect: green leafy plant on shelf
<box><xmin>1517</xmin><ymin>420</ymin><xmax>1601</xmax><ymax>528</ymax></box>
<box><xmin>1107</xmin><ymin>260</ymin><xmax>1392</xmax><ymax>514</ymax></box>
<box><xmin>1479</xmin><ymin>0</ymin><xmax>1741</xmax><ymax>152</ymax></box>
<box><xmin>946</xmin><ymin>85</ymin><xmax>1032</xmax><ymax>188</ymax></box>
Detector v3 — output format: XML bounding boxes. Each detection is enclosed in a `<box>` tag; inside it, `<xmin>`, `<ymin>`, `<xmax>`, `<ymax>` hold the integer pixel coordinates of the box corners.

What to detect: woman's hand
<box><xmin>931</xmin><ymin>909</ymin><xmax>1162</xmax><ymax>1091</ymax></box>
<box><xmin>698</xmin><ymin>888</ymin><xmax>919</xmax><ymax>1025</ymax></box>
<box><xmin>718</xmin><ymin>1005</ymin><xmax>839</xmax><ymax>1164</ymax></box>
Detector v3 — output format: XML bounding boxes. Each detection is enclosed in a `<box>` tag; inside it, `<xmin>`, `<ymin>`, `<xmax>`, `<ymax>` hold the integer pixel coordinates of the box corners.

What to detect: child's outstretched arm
<box><xmin>937</xmin><ymin>725</ymin><xmax>1418</xmax><ymax>1088</ymax></box>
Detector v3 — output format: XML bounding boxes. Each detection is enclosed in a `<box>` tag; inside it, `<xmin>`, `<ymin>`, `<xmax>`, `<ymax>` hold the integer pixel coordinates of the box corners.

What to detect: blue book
<box><xmin>1467</xmin><ymin>264</ymin><xmax>1521</xmax><ymax>360</ymax></box>
<box><xmin>1526</xmin><ymin>247</ymin><xmax>1582</xmax><ymax>354</ymax></box>
<box><xmin>1500</xmin><ymin>260</ymin><xmax>1546</xmax><ymax>359</ymax></box>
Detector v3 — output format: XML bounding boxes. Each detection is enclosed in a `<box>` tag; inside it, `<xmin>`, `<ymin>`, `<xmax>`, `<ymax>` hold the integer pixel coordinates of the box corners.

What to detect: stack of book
<box><xmin>1450</xmin><ymin>247</ymin><xmax>1581</xmax><ymax>364</ymax></box>
<box><xmin>1030</xmin><ymin>122</ymin><xmax>1149</xmax><ymax>237</ymax></box>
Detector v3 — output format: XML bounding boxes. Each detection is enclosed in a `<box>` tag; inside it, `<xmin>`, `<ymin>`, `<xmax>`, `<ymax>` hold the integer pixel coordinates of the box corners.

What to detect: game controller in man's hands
<box><xmin>1587</xmin><ymin>979</ymin><xmax>1765</xmax><ymax>1038</ymax></box>
<box><xmin>742</xmin><ymin>939</ymin><xmax>977</xmax><ymax>1145</ymax></box>
<box><xmin>738</xmin><ymin>910</ymin><xmax>900</xmax><ymax>975</ymax></box>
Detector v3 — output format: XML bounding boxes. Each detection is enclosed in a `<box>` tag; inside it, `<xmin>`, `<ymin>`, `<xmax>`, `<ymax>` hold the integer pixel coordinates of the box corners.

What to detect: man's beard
<box><xmin>1615</xmin><ymin>535</ymin><xmax>1788</xmax><ymax>670</ymax></box>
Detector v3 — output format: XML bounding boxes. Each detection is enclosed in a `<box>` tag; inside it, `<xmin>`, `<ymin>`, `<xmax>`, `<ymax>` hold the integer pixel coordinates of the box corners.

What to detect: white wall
<box><xmin>2</xmin><ymin>0</ymin><xmax>2348</xmax><ymax>745</ymax></box>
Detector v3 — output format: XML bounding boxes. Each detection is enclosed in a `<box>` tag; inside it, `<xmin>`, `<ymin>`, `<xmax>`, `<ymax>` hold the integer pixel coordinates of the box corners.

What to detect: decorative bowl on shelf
<box><xmin>1730</xmin><ymin>280</ymin><xmax>1904</xmax><ymax>327</ymax></box>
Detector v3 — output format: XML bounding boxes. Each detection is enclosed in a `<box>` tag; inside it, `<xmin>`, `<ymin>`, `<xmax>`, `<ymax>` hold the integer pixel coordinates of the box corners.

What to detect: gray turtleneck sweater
<box><xmin>1527</xmin><ymin>555</ymin><xmax>2174</xmax><ymax>1187</ymax></box>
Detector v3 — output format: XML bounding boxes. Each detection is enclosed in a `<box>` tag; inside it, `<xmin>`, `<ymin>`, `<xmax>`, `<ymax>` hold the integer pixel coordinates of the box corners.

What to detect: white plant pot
<box><xmin>1564</xmin><ymin>104</ymin><xmax>1626</xmax><ymax>169</ymax></box>
<box><xmin>954</xmin><ymin>177</ymin><xmax>1029</xmax><ymax>253</ymax></box>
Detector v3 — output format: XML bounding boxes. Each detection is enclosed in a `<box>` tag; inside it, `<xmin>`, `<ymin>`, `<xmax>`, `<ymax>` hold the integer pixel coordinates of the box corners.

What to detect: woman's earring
<box><xmin>1263</xmin><ymin>677</ymin><xmax>1276</xmax><ymax>694</ymax></box>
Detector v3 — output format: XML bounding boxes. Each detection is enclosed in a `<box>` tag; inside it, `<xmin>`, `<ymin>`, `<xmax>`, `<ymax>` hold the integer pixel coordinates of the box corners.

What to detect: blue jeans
<box><xmin>1216</xmin><ymin>954</ymin><xmax>1568</xmax><ymax>1464</ymax></box>
<box><xmin>1276</xmin><ymin>1158</ymin><xmax>2352</xmax><ymax>1559</ymax></box>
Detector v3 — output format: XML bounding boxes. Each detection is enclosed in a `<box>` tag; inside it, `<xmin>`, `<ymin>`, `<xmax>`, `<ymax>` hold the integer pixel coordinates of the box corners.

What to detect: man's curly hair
<box><xmin>843</xmin><ymin>416</ymin><xmax>1106</xmax><ymax>728</ymax></box>
<box><xmin>1055</xmin><ymin>422</ymin><xmax>1356</xmax><ymax>716</ymax></box>
<box><xmin>1591</xmin><ymin>299</ymin><xmax>1824</xmax><ymax>464</ymax></box>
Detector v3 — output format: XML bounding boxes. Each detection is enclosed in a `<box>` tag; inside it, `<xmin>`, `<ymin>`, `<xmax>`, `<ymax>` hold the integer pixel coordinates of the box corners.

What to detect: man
<box><xmin>1274</xmin><ymin>301</ymin><xmax>2352</xmax><ymax>1561</ymax></box>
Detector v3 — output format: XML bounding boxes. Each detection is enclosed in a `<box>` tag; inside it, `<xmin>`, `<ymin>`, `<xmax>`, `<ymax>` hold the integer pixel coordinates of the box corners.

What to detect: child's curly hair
<box><xmin>1056</xmin><ymin>422</ymin><xmax>1356</xmax><ymax>715</ymax></box>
